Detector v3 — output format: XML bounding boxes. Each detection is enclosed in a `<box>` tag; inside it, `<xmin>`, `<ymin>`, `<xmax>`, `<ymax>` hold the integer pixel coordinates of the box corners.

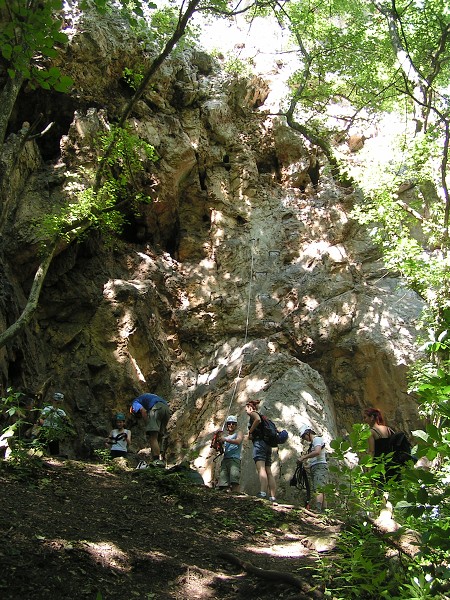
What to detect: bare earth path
<box><xmin>0</xmin><ymin>459</ymin><xmax>337</xmax><ymax>599</ymax></box>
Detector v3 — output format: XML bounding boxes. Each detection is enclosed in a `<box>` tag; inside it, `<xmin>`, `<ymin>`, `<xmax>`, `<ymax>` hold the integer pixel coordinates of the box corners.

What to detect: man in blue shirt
<box><xmin>130</xmin><ymin>393</ymin><xmax>170</xmax><ymax>465</ymax></box>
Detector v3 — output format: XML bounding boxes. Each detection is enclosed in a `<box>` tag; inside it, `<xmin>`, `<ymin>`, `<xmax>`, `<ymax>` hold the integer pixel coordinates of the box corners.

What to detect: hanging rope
<box><xmin>210</xmin><ymin>239</ymin><xmax>256</xmax><ymax>484</ymax></box>
<box><xmin>220</xmin><ymin>238</ymin><xmax>256</xmax><ymax>428</ymax></box>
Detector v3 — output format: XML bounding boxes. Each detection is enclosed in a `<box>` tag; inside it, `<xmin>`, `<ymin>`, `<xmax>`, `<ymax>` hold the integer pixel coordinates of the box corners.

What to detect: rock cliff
<box><xmin>0</xmin><ymin>8</ymin><xmax>423</xmax><ymax>496</ymax></box>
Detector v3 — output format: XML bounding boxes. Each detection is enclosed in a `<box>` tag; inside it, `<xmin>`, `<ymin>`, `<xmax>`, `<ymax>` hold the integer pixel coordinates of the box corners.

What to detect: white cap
<box><xmin>299</xmin><ymin>424</ymin><xmax>313</xmax><ymax>438</ymax></box>
<box><xmin>226</xmin><ymin>415</ymin><xmax>238</xmax><ymax>423</ymax></box>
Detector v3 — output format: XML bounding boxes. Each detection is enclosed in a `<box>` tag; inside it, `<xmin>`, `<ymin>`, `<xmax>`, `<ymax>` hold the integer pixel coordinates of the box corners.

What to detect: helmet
<box><xmin>299</xmin><ymin>424</ymin><xmax>313</xmax><ymax>438</ymax></box>
<box><xmin>226</xmin><ymin>415</ymin><xmax>238</xmax><ymax>424</ymax></box>
<box><xmin>53</xmin><ymin>392</ymin><xmax>64</xmax><ymax>401</ymax></box>
<box><xmin>115</xmin><ymin>413</ymin><xmax>126</xmax><ymax>421</ymax></box>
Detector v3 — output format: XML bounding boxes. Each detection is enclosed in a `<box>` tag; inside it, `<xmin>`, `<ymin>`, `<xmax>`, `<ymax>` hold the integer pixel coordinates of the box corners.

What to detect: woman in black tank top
<box><xmin>362</xmin><ymin>407</ymin><xmax>391</xmax><ymax>457</ymax></box>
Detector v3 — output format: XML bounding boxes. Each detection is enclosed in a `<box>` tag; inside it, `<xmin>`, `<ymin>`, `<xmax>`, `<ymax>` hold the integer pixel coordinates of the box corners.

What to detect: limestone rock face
<box><xmin>0</xmin><ymin>9</ymin><xmax>423</xmax><ymax>492</ymax></box>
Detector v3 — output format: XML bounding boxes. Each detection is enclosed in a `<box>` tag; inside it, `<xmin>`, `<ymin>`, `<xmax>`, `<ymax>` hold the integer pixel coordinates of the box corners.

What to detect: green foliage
<box><xmin>221</xmin><ymin>52</ymin><xmax>253</xmax><ymax>77</ymax></box>
<box><xmin>328</xmin><ymin>424</ymin><xmax>386</xmax><ymax>517</ymax></box>
<box><xmin>0</xmin><ymin>0</ymin><xmax>73</xmax><ymax>92</ymax></box>
<box><xmin>123</xmin><ymin>66</ymin><xmax>145</xmax><ymax>91</ymax></box>
<box><xmin>98</xmin><ymin>124</ymin><xmax>158</xmax><ymax>169</ymax></box>
<box><xmin>40</xmin><ymin>125</ymin><xmax>157</xmax><ymax>243</ymax></box>
<box><xmin>317</xmin><ymin>521</ymin><xmax>405</xmax><ymax>598</ymax></box>
<box><xmin>326</xmin><ymin>403</ymin><xmax>450</xmax><ymax>599</ymax></box>
<box><xmin>247</xmin><ymin>503</ymin><xmax>279</xmax><ymax>533</ymax></box>
<box><xmin>128</xmin><ymin>5</ymin><xmax>200</xmax><ymax>53</ymax></box>
<box><xmin>0</xmin><ymin>388</ymin><xmax>44</xmax><ymax>473</ymax></box>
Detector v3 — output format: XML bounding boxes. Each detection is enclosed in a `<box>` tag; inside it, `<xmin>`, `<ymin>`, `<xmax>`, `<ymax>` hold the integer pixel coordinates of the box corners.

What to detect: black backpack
<box><xmin>259</xmin><ymin>414</ymin><xmax>288</xmax><ymax>448</ymax></box>
<box><xmin>388</xmin><ymin>431</ymin><xmax>413</xmax><ymax>465</ymax></box>
<box><xmin>375</xmin><ymin>429</ymin><xmax>413</xmax><ymax>465</ymax></box>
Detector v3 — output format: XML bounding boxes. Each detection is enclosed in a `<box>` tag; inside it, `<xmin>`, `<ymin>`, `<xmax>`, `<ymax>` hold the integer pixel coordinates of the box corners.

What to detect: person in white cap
<box><xmin>218</xmin><ymin>415</ymin><xmax>243</xmax><ymax>493</ymax></box>
<box><xmin>297</xmin><ymin>424</ymin><xmax>328</xmax><ymax>512</ymax></box>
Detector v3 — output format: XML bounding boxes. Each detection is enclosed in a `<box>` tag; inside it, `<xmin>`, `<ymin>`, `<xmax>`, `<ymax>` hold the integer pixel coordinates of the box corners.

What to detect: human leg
<box><xmin>146</xmin><ymin>403</ymin><xmax>170</xmax><ymax>461</ymax></box>
<box><xmin>228</xmin><ymin>458</ymin><xmax>241</xmax><ymax>493</ymax></box>
<box><xmin>311</xmin><ymin>463</ymin><xmax>328</xmax><ymax>511</ymax></box>
<box><xmin>265</xmin><ymin>465</ymin><xmax>276</xmax><ymax>499</ymax></box>
<box><xmin>255</xmin><ymin>460</ymin><xmax>268</xmax><ymax>495</ymax></box>
<box><xmin>253</xmin><ymin>440</ymin><xmax>273</xmax><ymax>497</ymax></box>
<box><xmin>218</xmin><ymin>458</ymin><xmax>231</xmax><ymax>490</ymax></box>
<box><xmin>147</xmin><ymin>431</ymin><xmax>161</xmax><ymax>459</ymax></box>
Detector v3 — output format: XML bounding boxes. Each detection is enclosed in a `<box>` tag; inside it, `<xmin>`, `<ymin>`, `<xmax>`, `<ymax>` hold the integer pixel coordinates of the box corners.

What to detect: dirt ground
<box><xmin>0</xmin><ymin>457</ymin><xmax>338</xmax><ymax>600</ymax></box>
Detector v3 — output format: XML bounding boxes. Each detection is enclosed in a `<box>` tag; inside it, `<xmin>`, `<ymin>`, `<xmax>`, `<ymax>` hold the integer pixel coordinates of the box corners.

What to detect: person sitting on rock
<box><xmin>130</xmin><ymin>393</ymin><xmax>170</xmax><ymax>466</ymax></box>
<box><xmin>217</xmin><ymin>415</ymin><xmax>243</xmax><ymax>493</ymax></box>
<box><xmin>106</xmin><ymin>413</ymin><xmax>131</xmax><ymax>458</ymax></box>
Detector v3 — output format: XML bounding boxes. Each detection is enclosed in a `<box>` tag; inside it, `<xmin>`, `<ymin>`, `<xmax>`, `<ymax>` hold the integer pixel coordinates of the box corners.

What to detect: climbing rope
<box><xmin>210</xmin><ymin>239</ymin><xmax>256</xmax><ymax>482</ymax></box>
<box><xmin>221</xmin><ymin>238</ymin><xmax>255</xmax><ymax>428</ymax></box>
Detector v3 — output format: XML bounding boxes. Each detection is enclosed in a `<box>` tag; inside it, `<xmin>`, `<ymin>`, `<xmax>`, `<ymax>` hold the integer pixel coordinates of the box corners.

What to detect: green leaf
<box><xmin>53</xmin><ymin>76</ymin><xmax>73</xmax><ymax>93</ymax></box>
<box><xmin>2</xmin><ymin>43</ymin><xmax>13</xmax><ymax>60</ymax></box>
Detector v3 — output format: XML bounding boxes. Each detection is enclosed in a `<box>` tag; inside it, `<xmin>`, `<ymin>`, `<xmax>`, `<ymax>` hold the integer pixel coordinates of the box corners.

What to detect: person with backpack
<box><xmin>297</xmin><ymin>424</ymin><xmax>328</xmax><ymax>513</ymax></box>
<box><xmin>217</xmin><ymin>415</ymin><xmax>243</xmax><ymax>493</ymax></box>
<box><xmin>130</xmin><ymin>393</ymin><xmax>170</xmax><ymax>466</ymax></box>
<box><xmin>363</xmin><ymin>407</ymin><xmax>391</xmax><ymax>458</ymax></box>
<box><xmin>106</xmin><ymin>413</ymin><xmax>131</xmax><ymax>458</ymax></box>
<box><xmin>245</xmin><ymin>399</ymin><xmax>277</xmax><ymax>502</ymax></box>
<box><xmin>363</xmin><ymin>407</ymin><xmax>413</xmax><ymax>479</ymax></box>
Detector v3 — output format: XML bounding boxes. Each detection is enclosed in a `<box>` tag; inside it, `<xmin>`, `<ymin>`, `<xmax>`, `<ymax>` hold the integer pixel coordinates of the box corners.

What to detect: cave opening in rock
<box><xmin>7</xmin><ymin>88</ymin><xmax>88</xmax><ymax>162</ymax></box>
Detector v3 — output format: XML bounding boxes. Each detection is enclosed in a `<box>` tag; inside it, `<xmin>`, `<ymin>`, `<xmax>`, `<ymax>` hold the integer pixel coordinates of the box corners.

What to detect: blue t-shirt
<box><xmin>131</xmin><ymin>393</ymin><xmax>168</xmax><ymax>414</ymax></box>
<box><xmin>223</xmin><ymin>433</ymin><xmax>242</xmax><ymax>460</ymax></box>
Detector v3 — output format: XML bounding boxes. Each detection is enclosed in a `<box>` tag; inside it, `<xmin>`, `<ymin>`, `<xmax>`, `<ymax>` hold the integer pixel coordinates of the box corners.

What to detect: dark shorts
<box><xmin>110</xmin><ymin>450</ymin><xmax>127</xmax><ymax>458</ymax></box>
<box><xmin>252</xmin><ymin>439</ymin><xmax>272</xmax><ymax>465</ymax></box>
<box><xmin>146</xmin><ymin>402</ymin><xmax>171</xmax><ymax>434</ymax></box>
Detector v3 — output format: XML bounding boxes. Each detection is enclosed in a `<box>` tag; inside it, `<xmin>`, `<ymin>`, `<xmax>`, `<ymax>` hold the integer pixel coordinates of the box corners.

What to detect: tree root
<box><xmin>218</xmin><ymin>551</ymin><xmax>323</xmax><ymax>599</ymax></box>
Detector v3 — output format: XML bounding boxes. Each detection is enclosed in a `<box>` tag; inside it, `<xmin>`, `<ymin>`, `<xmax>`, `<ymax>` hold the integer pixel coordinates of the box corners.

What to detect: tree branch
<box><xmin>0</xmin><ymin>245</ymin><xmax>56</xmax><ymax>349</ymax></box>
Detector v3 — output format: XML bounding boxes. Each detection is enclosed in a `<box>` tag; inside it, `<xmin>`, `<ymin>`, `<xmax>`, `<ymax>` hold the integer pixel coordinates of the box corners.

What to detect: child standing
<box><xmin>297</xmin><ymin>424</ymin><xmax>328</xmax><ymax>512</ymax></box>
<box><xmin>106</xmin><ymin>413</ymin><xmax>131</xmax><ymax>458</ymax></box>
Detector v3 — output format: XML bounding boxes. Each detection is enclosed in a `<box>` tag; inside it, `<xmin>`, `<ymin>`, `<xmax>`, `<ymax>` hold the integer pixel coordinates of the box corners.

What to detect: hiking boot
<box><xmin>256</xmin><ymin>492</ymin><xmax>267</xmax><ymax>499</ymax></box>
<box><xmin>269</xmin><ymin>496</ymin><xmax>277</xmax><ymax>503</ymax></box>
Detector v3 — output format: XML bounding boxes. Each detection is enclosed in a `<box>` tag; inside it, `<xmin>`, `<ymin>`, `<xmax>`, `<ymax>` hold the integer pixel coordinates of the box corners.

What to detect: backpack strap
<box><xmin>371</xmin><ymin>427</ymin><xmax>391</xmax><ymax>439</ymax></box>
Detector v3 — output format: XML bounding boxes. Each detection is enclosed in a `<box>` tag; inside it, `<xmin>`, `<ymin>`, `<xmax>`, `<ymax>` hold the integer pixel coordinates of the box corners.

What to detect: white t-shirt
<box><xmin>308</xmin><ymin>435</ymin><xmax>327</xmax><ymax>467</ymax></box>
<box><xmin>110</xmin><ymin>429</ymin><xmax>130</xmax><ymax>452</ymax></box>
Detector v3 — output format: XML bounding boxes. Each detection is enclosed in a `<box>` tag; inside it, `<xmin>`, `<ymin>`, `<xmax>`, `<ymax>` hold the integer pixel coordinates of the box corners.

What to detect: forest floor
<box><xmin>0</xmin><ymin>456</ymin><xmax>340</xmax><ymax>600</ymax></box>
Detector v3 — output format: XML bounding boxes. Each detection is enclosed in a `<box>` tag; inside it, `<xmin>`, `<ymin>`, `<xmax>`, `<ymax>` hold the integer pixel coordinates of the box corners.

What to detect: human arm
<box><xmin>247</xmin><ymin>413</ymin><xmax>261</xmax><ymax>438</ymax></box>
<box><xmin>38</xmin><ymin>406</ymin><xmax>50</xmax><ymax>426</ymax></box>
<box><xmin>139</xmin><ymin>408</ymin><xmax>148</xmax><ymax>421</ymax></box>
<box><xmin>367</xmin><ymin>432</ymin><xmax>375</xmax><ymax>457</ymax></box>
<box><xmin>297</xmin><ymin>441</ymin><xmax>323</xmax><ymax>463</ymax></box>
<box><xmin>223</xmin><ymin>431</ymin><xmax>243</xmax><ymax>445</ymax></box>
